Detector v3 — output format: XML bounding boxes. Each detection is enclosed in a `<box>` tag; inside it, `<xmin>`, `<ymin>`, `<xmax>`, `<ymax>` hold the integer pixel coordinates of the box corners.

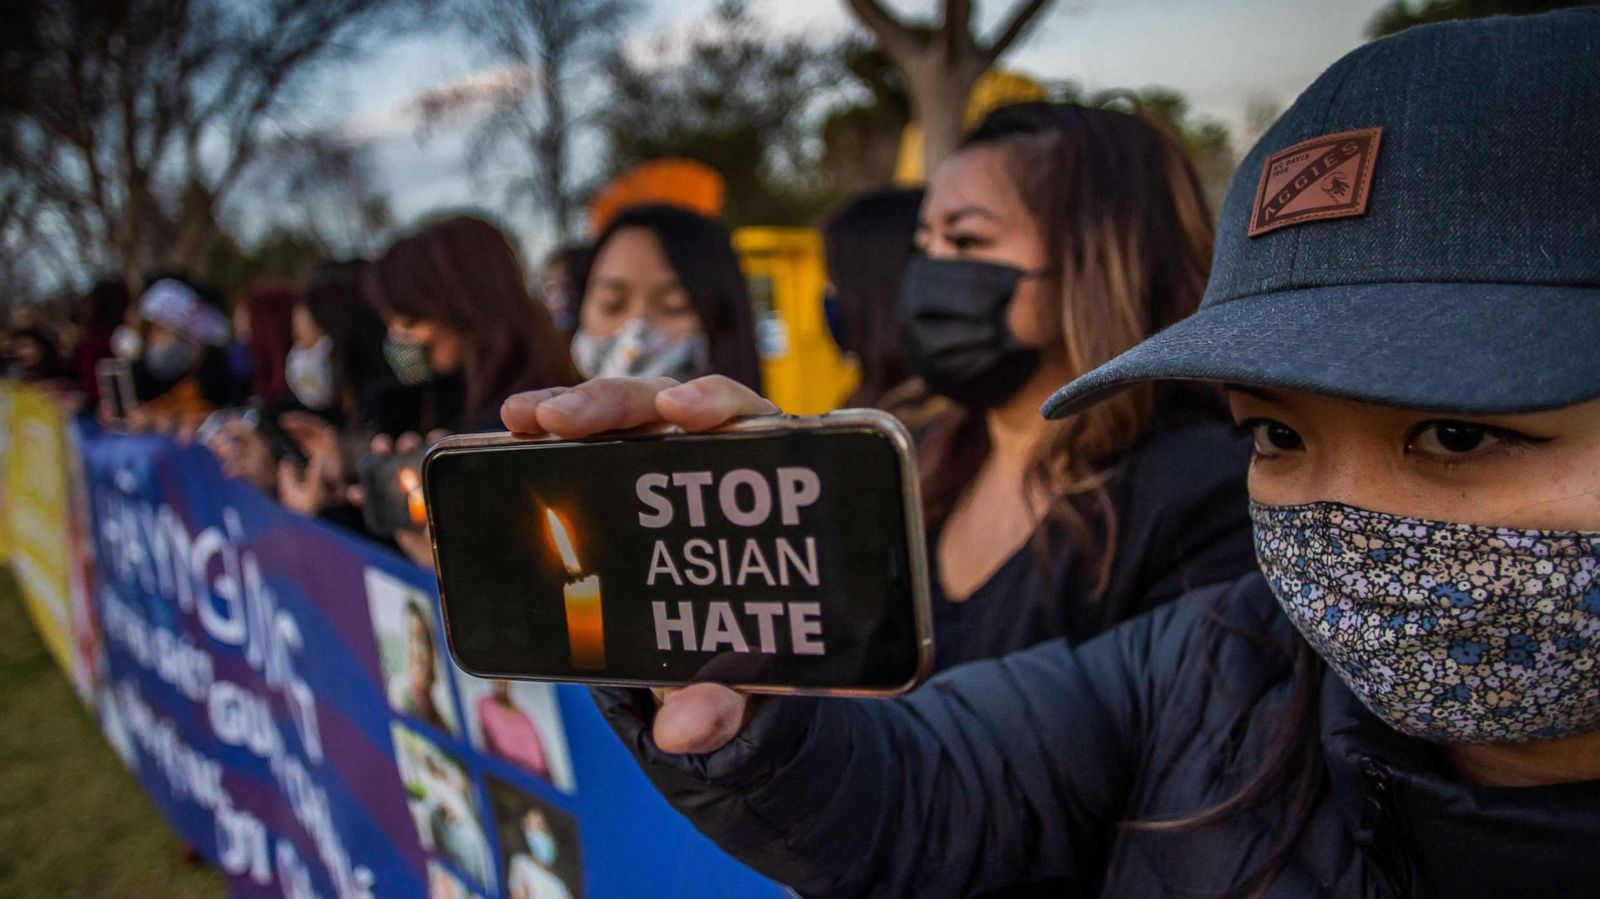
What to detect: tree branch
<box><xmin>844</xmin><ymin>0</ymin><xmax>917</xmax><ymax>61</ymax></box>
<box><xmin>944</xmin><ymin>0</ymin><xmax>973</xmax><ymax>56</ymax></box>
<box><xmin>982</xmin><ymin>0</ymin><xmax>1052</xmax><ymax>65</ymax></box>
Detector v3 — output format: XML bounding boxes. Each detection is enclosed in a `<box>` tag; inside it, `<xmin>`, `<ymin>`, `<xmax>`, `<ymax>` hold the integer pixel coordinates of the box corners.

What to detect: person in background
<box><xmin>476</xmin><ymin>680</ymin><xmax>552</xmax><ymax>782</ymax></box>
<box><xmin>540</xmin><ymin>243</ymin><xmax>589</xmax><ymax>337</ymax></box>
<box><xmin>365</xmin><ymin>215</ymin><xmax>577</xmax><ymax>435</ymax></box>
<box><xmin>293</xmin><ymin>260</ymin><xmax>393</xmax><ymax>428</ymax></box>
<box><xmin>903</xmin><ymin>101</ymin><xmax>1254</xmax><ymax>669</ymax></box>
<box><xmin>69</xmin><ymin>278</ymin><xmax>130</xmax><ymax>408</ymax></box>
<box><xmin>276</xmin><ymin>261</ymin><xmax>396</xmax><ymax>525</ymax></box>
<box><xmin>820</xmin><ymin>187</ymin><xmax>945</xmax><ymax>428</ymax></box>
<box><xmin>129</xmin><ymin>275</ymin><xmax>245</xmax><ymax>424</ymax></box>
<box><xmin>574</xmin><ymin>205</ymin><xmax>762</xmax><ymax>393</ymax></box>
<box><xmin>4</xmin><ymin>326</ymin><xmax>67</xmax><ymax>382</ymax></box>
<box><xmin>232</xmin><ymin>282</ymin><xmax>297</xmax><ymax>407</ymax></box>
<box><xmin>227</xmin><ymin>297</ymin><xmax>255</xmax><ymax>394</ymax></box>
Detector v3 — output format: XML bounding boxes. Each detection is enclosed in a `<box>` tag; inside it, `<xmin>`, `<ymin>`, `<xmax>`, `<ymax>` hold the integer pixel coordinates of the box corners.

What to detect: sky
<box><xmin>293</xmin><ymin>0</ymin><xmax>1394</xmax><ymax>258</ymax></box>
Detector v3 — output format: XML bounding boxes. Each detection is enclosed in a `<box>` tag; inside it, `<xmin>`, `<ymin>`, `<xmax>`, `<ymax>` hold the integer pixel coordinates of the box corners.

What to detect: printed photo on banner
<box><xmin>454</xmin><ymin>674</ymin><xmax>576</xmax><ymax>793</ymax></box>
<box><xmin>487</xmin><ymin>775</ymin><xmax>585</xmax><ymax>899</ymax></box>
<box><xmin>392</xmin><ymin>723</ymin><xmax>496</xmax><ymax>892</ymax></box>
<box><xmin>428</xmin><ymin>860</ymin><xmax>484</xmax><ymax>899</ymax></box>
<box><xmin>367</xmin><ymin>568</ymin><xmax>460</xmax><ymax>735</ymax></box>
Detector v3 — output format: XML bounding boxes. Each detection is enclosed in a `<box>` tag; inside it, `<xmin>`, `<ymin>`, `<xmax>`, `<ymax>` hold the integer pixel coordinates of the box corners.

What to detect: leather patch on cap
<box><xmin>1248</xmin><ymin>127</ymin><xmax>1382</xmax><ymax>237</ymax></box>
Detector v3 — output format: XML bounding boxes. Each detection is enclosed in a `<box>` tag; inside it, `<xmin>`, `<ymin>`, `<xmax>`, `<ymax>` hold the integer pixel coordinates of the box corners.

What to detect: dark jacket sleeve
<box><xmin>594</xmin><ymin>587</ymin><xmax>1233</xmax><ymax>898</ymax></box>
<box><xmin>1066</xmin><ymin>421</ymin><xmax>1254</xmax><ymax>642</ymax></box>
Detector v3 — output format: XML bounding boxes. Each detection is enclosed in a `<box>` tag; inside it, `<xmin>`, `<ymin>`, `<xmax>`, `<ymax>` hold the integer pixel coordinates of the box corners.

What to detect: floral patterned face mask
<box><xmin>1252</xmin><ymin>501</ymin><xmax>1600</xmax><ymax>744</ymax></box>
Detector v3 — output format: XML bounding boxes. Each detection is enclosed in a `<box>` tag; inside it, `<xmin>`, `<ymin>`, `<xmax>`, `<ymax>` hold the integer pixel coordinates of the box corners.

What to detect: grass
<box><xmin>0</xmin><ymin>568</ymin><xmax>225</xmax><ymax>899</ymax></box>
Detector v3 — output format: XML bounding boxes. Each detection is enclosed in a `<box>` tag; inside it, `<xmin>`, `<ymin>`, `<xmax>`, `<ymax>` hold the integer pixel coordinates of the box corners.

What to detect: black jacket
<box><xmin>928</xmin><ymin>418</ymin><xmax>1254</xmax><ymax>670</ymax></box>
<box><xmin>597</xmin><ymin>575</ymin><xmax>1599</xmax><ymax>898</ymax></box>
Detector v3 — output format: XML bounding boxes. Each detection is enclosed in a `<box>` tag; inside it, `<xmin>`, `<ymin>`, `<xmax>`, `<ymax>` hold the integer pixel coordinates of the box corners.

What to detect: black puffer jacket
<box><xmin>597</xmin><ymin>575</ymin><xmax>1599</xmax><ymax>898</ymax></box>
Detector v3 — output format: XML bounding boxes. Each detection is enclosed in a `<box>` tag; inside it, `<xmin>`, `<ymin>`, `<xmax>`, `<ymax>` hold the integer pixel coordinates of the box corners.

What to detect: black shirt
<box><xmin>929</xmin><ymin>418</ymin><xmax>1255</xmax><ymax>671</ymax></box>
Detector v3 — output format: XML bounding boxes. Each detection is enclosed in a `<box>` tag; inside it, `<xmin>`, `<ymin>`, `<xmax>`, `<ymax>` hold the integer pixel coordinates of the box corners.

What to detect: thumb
<box><xmin>652</xmin><ymin>683</ymin><xmax>750</xmax><ymax>755</ymax></box>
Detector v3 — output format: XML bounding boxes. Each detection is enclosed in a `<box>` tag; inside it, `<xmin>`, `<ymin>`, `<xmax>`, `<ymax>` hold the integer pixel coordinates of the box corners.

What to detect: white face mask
<box><xmin>286</xmin><ymin>336</ymin><xmax>336</xmax><ymax>410</ymax></box>
<box><xmin>571</xmin><ymin>318</ymin><xmax>711</xmax><ymax>381</ymax></box>
<box><xmin>110</xmin><ymin>325</ymin><xmax>142</xmax><ymax>361</ymax></box>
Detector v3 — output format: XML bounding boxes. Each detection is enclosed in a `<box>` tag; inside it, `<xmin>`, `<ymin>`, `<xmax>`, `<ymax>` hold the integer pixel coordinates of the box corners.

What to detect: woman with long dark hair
<box><xmin>504</xmin><ymin>11</ymin><xmax>1600</xmax><ymax>897</ymax></box>
<box><xmin>573</xmin><ymin>205</ymin><xmax>762</xmax><ymax>393</ymax></box>
<box><xmin>870</xmin><ymin>101</ymin><xmax>1253</xmax><ymax>670</ymax></box>
<box><xmin>364</xmin><ymin>215</ymin><xmax>577</xmax><ymax>433</ymax></box>
<box><xmin>287</xmin><ymin>260</ymin><xmax>393</xmax><ymax>426</ymax></box>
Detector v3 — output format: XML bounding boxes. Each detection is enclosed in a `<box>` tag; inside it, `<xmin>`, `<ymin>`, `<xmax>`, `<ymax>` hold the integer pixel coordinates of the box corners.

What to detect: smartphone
<box><xmin>196</xmin><ymin>406</ymin><xmax>310</xmax><ymax>471</ymax></box>
<box><xmin>95</xmin><ymin>359</ymin><xmax>136</xmax><ymax>423</ymax></box>
<box><xmin>422</xmin><ymin>411</ymin><xmax>933</xmax><ymax>696</ymax></box>
<box><xmin>360</xmin><ymin>449</ymin><xmax>428</xmax><ymax>537</ymax></box>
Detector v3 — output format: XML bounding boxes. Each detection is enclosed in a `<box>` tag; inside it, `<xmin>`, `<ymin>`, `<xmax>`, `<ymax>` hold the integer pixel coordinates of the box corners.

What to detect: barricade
<box><xmin>0</xmin><ymin>381</ymin><xmax>781</xmax><ymax>899</ymax></box>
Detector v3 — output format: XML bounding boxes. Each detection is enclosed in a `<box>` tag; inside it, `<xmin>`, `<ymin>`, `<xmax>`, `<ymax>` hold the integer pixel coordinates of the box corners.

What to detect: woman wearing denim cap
<box><xmin>502</xmin><ymin>10</ymin><xmax>1600</xmax><ymax>898</ymax></box>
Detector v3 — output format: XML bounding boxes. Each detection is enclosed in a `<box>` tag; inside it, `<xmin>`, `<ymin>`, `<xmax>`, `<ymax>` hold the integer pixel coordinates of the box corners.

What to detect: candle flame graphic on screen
<box><xmin>398</xmin><ymin>466</ymin><xmax>426</xmax><ymax>525</ymax></box>
<box><xmin>541</xmin><ymin>503</ymin><xmax>605</xmax><ymax>668</ymax></box>
<box><xmin>544</xmin><ymin>507</ymin><xmax>582</xmax><ymax>573</ymax></box>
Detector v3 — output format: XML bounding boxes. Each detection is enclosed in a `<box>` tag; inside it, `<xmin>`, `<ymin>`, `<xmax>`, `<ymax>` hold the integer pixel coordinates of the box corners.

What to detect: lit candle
<box><xmin>545</xmin><ymin>507</ymin><xmax>605</xmax><ymax>669</ymax></box>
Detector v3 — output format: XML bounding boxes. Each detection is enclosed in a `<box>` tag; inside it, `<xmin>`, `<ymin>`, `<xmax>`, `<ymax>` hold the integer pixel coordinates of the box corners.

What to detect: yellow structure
<box><xmin>732</xmin><ymin>227</ymin><xmax>859</xmax><ymax>414</ymax></box>
<box><xmin>894</xmin><ymin>69</ymin><xmax>1047</xmax><ymax>185</ymax></box>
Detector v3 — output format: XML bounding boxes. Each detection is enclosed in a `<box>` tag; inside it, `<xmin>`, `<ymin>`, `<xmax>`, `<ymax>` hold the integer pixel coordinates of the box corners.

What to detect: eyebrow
<box><xmin>1221</xmin><ymin>383</ymin><xmax>1287</xmax><ymax>404</ymax></box>
<box><xmin>920</xmin><ymin>206</ymin><xmax>1002</xmax><ymax>231</ymax></box>
<box><xmin>944</xmin><ymin>205</ymin><xmax>1002</xmax><ymax>226</ymax></box>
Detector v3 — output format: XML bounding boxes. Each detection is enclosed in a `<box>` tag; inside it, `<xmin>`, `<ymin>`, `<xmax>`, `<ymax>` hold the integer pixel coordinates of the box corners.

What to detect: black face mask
<box><xmin>900</xmin><ymin>255</ymin><xmax>1042</xmax><ymax>408</ymax></box>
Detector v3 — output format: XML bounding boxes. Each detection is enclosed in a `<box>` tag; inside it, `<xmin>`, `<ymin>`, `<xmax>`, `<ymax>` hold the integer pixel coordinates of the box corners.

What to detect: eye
<box><xmin>1242</xmin><ymin>418</ymin><xmax>1303</xmax><ymax>457</ymax></box>
<box><xmin>948</xmin><ymin>233</ymin><xmax>987</xmax><ymax>253</ymax></box>
<box><xmin>1407</xmin><ymin>420</ymin><xmax>1505</xmax><ymax>457</ymax></box>
<box><xmin>654</xmin><ymin>287</ymin><xmax>693</xmax><ymax>316</ymax></box>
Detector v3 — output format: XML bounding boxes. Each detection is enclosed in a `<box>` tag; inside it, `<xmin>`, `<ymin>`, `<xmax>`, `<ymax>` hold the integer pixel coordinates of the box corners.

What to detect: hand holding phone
<box><xmin>427</xmin><ymin>378</ymin><xmax>933</xmax><ymax>699</ymax></box>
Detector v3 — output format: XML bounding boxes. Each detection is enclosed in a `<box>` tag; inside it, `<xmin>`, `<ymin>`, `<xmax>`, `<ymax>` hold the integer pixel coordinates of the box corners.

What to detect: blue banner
<box><xmin>75</xmin><ymin>422</ymin><xmax>783</xmax><ymax>899</ymax></box>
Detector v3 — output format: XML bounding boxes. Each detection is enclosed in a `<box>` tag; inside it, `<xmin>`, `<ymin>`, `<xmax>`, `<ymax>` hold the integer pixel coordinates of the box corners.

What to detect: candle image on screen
<box><xmin>399</xmin><ymin>466</ymin><xmax>427</xmax><ymax>526</ymax></box>
<box><xmin>544</xmin><ymin>506</ymin><xmax>605</xmax><ymax>669</ymax></box>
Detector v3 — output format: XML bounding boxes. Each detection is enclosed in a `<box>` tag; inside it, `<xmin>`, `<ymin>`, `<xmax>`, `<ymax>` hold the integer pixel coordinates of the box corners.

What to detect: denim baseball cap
<box><xmin>1043</xmin><ymin>8</ymin><xmax>1600</xmax><ymax>419</ymax></box>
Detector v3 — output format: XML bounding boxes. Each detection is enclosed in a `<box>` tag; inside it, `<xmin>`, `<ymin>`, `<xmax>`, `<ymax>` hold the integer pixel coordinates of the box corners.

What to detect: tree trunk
<box><xmin>539</xmin><ymin>61</ymin><xmax>572</xmax><ymax>243</ymax></box>
<box><xmin>903</xmin><ymin>52</ymin><xmax>987</xmax><ymax>175</ymax></box>
<box><xmin>843</xmin><ymin>0</ymin><xmax>1054</xmax><ymax>178</ymax></box>
<box><xmin>168</xmin><ymin>184</ymin><xmax>216</xmax><ymax>274</ymax></box>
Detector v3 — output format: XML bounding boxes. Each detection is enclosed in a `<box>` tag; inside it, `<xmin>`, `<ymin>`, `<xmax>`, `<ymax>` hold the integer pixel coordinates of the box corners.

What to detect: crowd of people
<box><xmin>3</xmin><ymin>202</ymin><xmax>782</xmax><ymax>566</ymax></box>
<box><xmin>5</xmin><ymin>7</ymin><xmax>1598</xmax><ymax>896</ymax></box>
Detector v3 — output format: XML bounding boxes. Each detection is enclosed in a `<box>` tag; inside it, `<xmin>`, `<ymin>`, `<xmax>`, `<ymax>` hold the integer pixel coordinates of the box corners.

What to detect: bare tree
<box><xmin>843</xmin><ymin>0</ymin><xmax>1055</xmax><ymax>174</ymax></box>
<box><xmin>600</xmin><ymin>0</ymin><xmax>832</xmax><ymax>227</ymax></box>
<box><xmin>239</xmin><ymin>132</ymin><xmax>395</xmax><ymax>260</ymax></box>
<box><xmin>0</xmin><ymin>0</ymin><xmax>407</xmax><ymax>291</ymax></box>
<box><xmin>441</xmin><ymin>0</ymin><xmax>635</xmax><ymax>242</ymax></box>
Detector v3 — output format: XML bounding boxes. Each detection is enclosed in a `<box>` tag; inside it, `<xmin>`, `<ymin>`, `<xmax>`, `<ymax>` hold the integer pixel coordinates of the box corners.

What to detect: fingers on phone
<box><xmin>657</xmin><ymin>375</ymin><xmax>779</xmax><ymax>432</ymax></box>
<box><xmin>532</xmin><ymin>377</ymin><xmax>681</xmax><ymax>437</ymax></box>
<box><xmin>501</xmin><ymin>387</ymin><xmax>570</xmax><ymax>435</ymax></box>
<box><xmin>652</xmin><ymin>683</ymin><xmax>749</xmax><ymax>755</ymax></box>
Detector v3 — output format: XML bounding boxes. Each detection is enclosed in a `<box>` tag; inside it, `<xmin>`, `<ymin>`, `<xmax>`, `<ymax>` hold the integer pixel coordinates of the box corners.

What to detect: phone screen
<box><xmin>96</xmin><ymin>359</ymin><xmax>134</xmax><ymax>421</ymax></box>
<box><xmin>426</xmin><ymin>425</ymin><xmax>926</xmax><ymax>691</ymax></box>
